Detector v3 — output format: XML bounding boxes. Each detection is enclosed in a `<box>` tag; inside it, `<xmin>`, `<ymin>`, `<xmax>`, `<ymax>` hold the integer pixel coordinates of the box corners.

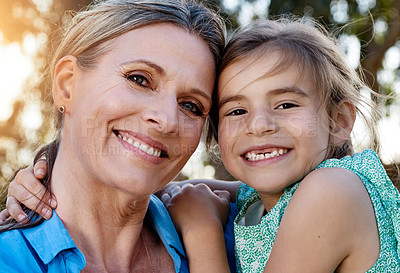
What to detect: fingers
<box><xmin>7</xmin><ymin>166</ymin><xmax>55</xmax><ymax>220</ymax></box>
<box><xmin>161</xmin><ymin>193</ymin><xmax>170</xmax><ymax>203</ymax></box>
<box><xmin>6</xmin><ymin>196</ymin><xmax>29</xmax><ymax>223</ymax></box>
<box><xmin>33</xmin><ymin>160</ymin><xmax>47</xmax><ymax>179</ymax></box>
<box><xmin>0</xmin><ymin>209</ymin><xmax>10</xmax><ymax>223</ymax></box>
<box><xmin>161</xmin><ymin>185</ymin><xmax>182</xmax><ymax>204</ymax></box>
<box><xmin>213</xmin><ymin>190</ymin><xmax>231</xmax><ymax>202</ymax></box>
<box><xmin>11</xmin><ymin>165</ymin><xmax>57</xmax><ymax>208</ymax></box>
<box><xmin>7</xmin><ymin>185</ymin><xmax>53</xmax><ymax>220</ymax></box>
<box><xmin>170</xmin><ymin>185</ymin><xmax>182</xmax><ymax>195</ymax></box>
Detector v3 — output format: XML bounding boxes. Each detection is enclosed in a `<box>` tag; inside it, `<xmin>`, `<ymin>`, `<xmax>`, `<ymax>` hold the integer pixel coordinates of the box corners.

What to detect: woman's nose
<box><xmin>141</xmin><ymin>95</ymin><xmax>179</xmax><ymax>134</ymax></box>
<box><xmin>245</xmin><ymin>110</ymin><xmax>278</xmax><ymax>136</ymax></box>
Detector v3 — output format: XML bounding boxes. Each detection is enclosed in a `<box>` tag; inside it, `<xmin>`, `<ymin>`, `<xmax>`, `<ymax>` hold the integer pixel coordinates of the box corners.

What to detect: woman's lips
<box><xmin>113</xmin><ymin>130</ymin><xmax>168</xmax><ymax>158</ymax></box>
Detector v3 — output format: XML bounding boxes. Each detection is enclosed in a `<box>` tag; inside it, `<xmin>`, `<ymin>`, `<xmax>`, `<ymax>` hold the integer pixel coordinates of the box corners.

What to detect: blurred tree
<box><xmin>0</xmin><ymin>0</ymin><xmax>91</xmax><ymax>208</ymax></box>
<box><xmin>0</xmin><ymin>0</ymin><xmax>399</xmax><ymax>204</ymax></box>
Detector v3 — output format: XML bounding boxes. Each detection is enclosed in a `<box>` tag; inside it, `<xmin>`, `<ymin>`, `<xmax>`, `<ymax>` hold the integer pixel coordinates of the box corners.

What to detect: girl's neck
<box><xmin>259</xmin><ymin>191</ymin><xmax>284</xmax><ymax>213</ymax></box>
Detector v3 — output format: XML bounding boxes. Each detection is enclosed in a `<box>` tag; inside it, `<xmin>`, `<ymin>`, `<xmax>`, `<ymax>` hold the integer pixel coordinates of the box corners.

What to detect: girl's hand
<box><xmin>161</xmin><ymin>183</ymin><xmax>231</xmax><ymax>235</ymax></box>
<box><xmin>2</xmin><ymin>161</ymin><xmax>57</xmax><ymax>223</ymax></box>
<box><xmin>161</xmin><ymin>183</ymin><xmax>231</xmax><ymax>273</ymax></box>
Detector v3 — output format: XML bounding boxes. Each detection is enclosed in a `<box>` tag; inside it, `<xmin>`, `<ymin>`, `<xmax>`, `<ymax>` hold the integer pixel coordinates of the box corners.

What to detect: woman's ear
<box><xmin>331</xmin><ymin>100</ymin><xmax>356</xmax><ymax>146</ymax></box>
<box><xmin>53</xmin><ymin>56</ymin><xmax>78</xmax><ymax>113</ymax></box>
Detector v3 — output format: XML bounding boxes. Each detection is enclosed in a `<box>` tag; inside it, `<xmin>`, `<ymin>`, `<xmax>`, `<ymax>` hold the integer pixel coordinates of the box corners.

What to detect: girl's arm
<box><xmin>263</xmin><ymin>167</ymin><xmax>379</xmax><ymax>272</ymax></box>
<box><xmin>1</xmin><ymin>161</ymin><xmax>241</xmax><ymax>224</ymax></box>
<box><xmin>162</xmin><ymin>183</ymin><xmax>232</xmax><ymax>273</ymax></box>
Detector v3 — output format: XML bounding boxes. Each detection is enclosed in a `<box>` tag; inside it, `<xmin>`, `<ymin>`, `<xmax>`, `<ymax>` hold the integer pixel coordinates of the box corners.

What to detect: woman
<box><xmin>0</xmin><ymin>0</ymin><xmax>231</xmax><ymax>272</ymax></box>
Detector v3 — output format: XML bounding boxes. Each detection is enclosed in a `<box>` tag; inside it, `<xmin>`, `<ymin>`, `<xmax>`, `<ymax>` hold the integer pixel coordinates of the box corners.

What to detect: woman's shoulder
<box><xmin>0</xmin><ymin>228</ymin><xmax>41</xmax><ymax>270</ymax></box>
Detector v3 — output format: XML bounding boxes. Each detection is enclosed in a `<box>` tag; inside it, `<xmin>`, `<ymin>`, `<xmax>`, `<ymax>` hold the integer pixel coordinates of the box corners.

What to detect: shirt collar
<box><xmin>20</xmin><ymin>196</ymin><xmax>184</xmax><ymax>272</ymax></box>
<box><xmin>148</xmin><ymin>195</ymin><xmax>187</xmax><ymax>271</ymax></box>
<box><xmin>21</xmin><ymin>211</ymin><xmax>85</xmax><ymax>267</ymax></box>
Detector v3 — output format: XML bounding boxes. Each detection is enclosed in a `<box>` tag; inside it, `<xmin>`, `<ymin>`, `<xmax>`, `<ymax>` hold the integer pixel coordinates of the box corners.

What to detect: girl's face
<box><xmin>62</xmin><ymin>23</ymin><xmax>215</xmax><ymax>197</ymax></box>
<box><xmin>218</xmin><ymin>51</ymin><xmax>331</xmax><ymax>207</ymax></box>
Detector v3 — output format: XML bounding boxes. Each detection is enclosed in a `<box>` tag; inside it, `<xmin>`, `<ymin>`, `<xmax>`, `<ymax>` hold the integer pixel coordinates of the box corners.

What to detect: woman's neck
<box><xmin>51</xmin><ymin>147</ymin><xmax>151</xmax><ymax>272</ymax></box>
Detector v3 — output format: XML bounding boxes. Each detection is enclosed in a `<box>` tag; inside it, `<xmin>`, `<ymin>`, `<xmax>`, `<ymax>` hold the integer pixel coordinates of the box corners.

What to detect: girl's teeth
<box><xmin>245</xmin><ymin>149</ymin><xmax>288</xmax><ymax>161</ymax></box>
<box><xmin>256</xmin><ymin>154</ymin><xmax>264</xmax><ymax>160</ymax></box>
<box><xmin>117</xmin><ymin>132</ymin><xmax>162</xmax><ymax>157</ymax></box>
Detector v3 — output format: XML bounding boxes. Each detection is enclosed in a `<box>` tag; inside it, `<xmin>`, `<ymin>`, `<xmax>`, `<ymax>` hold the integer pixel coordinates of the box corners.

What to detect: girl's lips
<box><xmin>113</xmin><ymin>130</ymin><xmax>168</xmax><ymax>158</ymax></box>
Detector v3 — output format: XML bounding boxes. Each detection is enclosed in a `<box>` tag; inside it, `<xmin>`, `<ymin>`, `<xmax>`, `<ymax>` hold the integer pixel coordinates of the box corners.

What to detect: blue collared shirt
<box><xmin>0</xmin><ymin>195</ymin><xmax>236</xmax><ymax>272</ymax></box>
<box><xmin>0</xmin><ymin>195</ymin><xmax>189</xmax><ymax>272</ymax></box>
<box><xmin>0</xmin><ymin>210</ymin><xmax>85</xmax><ymax>273</ymax></box>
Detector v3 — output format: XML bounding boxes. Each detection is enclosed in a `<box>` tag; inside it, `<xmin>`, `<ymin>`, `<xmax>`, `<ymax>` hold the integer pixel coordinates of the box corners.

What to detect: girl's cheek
<box><xmin>219</xmin><ymin>119</ymin><xmax>246</xmax><ymax>138</ymax></box>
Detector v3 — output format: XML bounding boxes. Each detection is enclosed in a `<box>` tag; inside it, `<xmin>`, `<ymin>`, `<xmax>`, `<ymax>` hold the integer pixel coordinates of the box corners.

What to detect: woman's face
<box><xmin>64</xmin><ymin>23</ymin><xmax>215</xmax><ymax>197</ymax></box>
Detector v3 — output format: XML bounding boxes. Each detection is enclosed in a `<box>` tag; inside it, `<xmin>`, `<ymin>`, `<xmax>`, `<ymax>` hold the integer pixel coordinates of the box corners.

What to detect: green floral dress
<box><xmin>234</xmin><ymin>150</ymin><xmax>400</xmax><ymax>272</ymax></box>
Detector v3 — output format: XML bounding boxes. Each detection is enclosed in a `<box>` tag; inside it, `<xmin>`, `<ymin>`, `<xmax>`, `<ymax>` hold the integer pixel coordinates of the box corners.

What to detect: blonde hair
<box><xmin>207</xmin><ymin>17</ymin><xmax>381</xmax><ymax>160</ymax></box>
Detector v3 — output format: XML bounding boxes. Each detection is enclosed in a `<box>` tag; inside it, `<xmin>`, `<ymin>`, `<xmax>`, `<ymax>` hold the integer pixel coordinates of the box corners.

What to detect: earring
<box><xmin>59</xmin><ymin>105</ymin><xmax>65</xmax><ymax>113</ymax></box>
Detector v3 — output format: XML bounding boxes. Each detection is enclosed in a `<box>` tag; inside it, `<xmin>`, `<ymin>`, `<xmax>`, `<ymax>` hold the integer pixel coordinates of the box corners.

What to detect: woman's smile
<box><xmin>114</xmin><ymin>129</ymin><xmax>168</xmax><ymax>164</ymax></box>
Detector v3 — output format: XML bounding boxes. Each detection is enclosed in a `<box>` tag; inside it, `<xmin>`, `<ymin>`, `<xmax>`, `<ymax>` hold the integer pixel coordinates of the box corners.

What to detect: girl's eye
<box><xmin>180</xmin><ymin>101</ymin><xmax>204</xmax><ymax>117</ymax></box>
<box><xmin>226</xmin><ymin>109</ymin><xmax>247</xmax><ymax>116</ymax></box>
<box><xmin>126</xmin><ymin>74</ymin><xmax>150</xmax><ymax>88</ymax></box>
<box><xmin>277</xmin><ymin>103</ymin><xmax>297</xmax><ymax>109</ymax></box>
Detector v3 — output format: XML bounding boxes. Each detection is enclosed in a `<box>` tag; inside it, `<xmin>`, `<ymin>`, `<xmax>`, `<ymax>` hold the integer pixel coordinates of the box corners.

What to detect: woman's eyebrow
<box><xmin>189</xmin><ymin>88</ymin><xmax>212</xmax><ymax>104</ymax></box>
<box><xmin>120</xmin><ymin>59</ymin><xmax>166</xmax><ymax>76</ymax></box>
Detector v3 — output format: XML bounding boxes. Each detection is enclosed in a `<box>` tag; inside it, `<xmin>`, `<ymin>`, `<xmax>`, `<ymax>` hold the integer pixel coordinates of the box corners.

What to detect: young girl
<box><xmin>163</xmin><ymin>18</ymin><xmax>400</xmax><ymax>272</ymax></box>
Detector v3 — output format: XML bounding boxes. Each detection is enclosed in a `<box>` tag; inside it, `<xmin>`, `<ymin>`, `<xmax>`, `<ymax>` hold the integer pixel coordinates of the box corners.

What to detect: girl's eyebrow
<box><xmin>219</xmin><ymin>94</ymin><xmax>245</xmax><ymax>108</ymax></box>
<box><xmin>219</xmin><ymin>86</ymin><xmax>309</xmax><ymax>108</ymax></box>
<box><xmin>267</xmin><ymin>86</ymin><xmax>310</xmax><ymax>98</ymax></box>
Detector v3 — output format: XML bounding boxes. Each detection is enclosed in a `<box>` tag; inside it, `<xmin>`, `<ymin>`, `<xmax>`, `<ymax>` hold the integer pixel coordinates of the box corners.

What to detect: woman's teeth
<box><xmin>245</xmin><ymin>148</ymin><xmax>288</xmax><ymax>161</ymax></box>
<box><xmin>117</xmin><ymin>133</ymin><xmax>162</xmax><ymax>157</ymax></box>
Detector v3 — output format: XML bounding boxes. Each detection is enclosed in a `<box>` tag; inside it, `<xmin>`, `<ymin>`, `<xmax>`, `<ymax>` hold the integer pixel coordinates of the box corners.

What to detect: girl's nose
<box><xmin>245</xmin><ymin>110</ymin><xmax>278</xmax><ymax>136</ymax></box>
<box><xmin>141</xmin><ymin>95</ymin><xmax>179</xmax><ymax>135</ymax></box>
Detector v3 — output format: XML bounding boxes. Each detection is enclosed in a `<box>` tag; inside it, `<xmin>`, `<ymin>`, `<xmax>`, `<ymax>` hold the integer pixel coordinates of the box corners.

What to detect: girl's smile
<box><xmin>242</xmin><ymin>146</ymin><xmax>290</xmax><ymax>163</ymax></box>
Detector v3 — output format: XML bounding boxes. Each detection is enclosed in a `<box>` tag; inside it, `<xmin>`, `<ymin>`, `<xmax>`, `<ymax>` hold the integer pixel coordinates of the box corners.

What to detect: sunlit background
<box><xmin>0</xmin><ymin>0</ymin><xmax>399</xmax><ymax>185</ymax></box>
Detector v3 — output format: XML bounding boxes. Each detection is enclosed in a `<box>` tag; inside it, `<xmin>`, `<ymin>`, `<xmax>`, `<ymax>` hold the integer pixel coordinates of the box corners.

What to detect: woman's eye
<box><xmin>226</xmin><ymin>109</ymin><xmax>247</xmax><ymax>116</ymax></box>
<box><xmin>126</xmin><ymin>74</ymin><xmax>150</xmax><ymax>87</ymax></box>
<box><xmin>277</xmin><ymin>103</ymin><xmax>297</xmax><ymax>109</ymax></box>
<box><xmin>180</xmin><ymin>102</ymin><xmax>204</xmax><ymax>117</ymax></box>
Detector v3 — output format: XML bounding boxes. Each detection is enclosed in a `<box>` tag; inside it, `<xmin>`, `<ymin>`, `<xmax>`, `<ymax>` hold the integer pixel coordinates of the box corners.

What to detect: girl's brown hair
<box><xmin>207</xmin><ymin>17</ymin><xmax>381</xmax><ymax>161</ymax></box>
